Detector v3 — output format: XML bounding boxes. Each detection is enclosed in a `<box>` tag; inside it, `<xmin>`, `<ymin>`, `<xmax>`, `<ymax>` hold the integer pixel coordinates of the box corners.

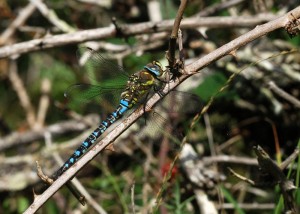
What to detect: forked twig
<box><xmin>229</xmin><ymin>145</ymin><xmax>298</xmax><ymax>213</ymax></box>
<box><xmin>36</xmin><ymin>161</ymin><xmax>86</xmax><ymax>206</ymax></box>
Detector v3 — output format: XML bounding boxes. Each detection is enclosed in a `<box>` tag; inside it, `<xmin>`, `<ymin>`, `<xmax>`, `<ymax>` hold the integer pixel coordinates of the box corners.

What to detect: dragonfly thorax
<box><xmin>121</xmin><ymin>68</ymin><xmax>158</xmax><ymax>107</ymax></box>
<box><xmin>121</xmin><ymin>61</ymin><xmax>164</xmax><ymax>107</ymax></box>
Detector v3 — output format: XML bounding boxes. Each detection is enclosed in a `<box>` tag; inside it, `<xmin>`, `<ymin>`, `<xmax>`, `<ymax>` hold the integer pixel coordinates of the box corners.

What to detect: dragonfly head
<box><xmin>144</xmin><ymin>61</ymin><xmax>163</xmax><ymax>77</ymax></box>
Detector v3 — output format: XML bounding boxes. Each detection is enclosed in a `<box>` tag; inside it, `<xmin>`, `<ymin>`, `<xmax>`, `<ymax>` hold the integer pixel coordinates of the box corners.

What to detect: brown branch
<box><xmin>197</xmin><ymin>0</ymin><xmax>245</xmax><ymax>17</ymax></box>
<box><xmin>8</xmin><ymin>60</ymin><xmax>36</xmax><ymax>129</ymax></box>
<box><xmin>0</xmin><ymin>3</ymin><xmax>36</xmax><ymax>45</ymax></box>
<box><xmin>228</xmin><ymin>167</ymin><xmax>255</xmax><ymax>185</ymax></box>
<box><xmin>36</xmin><ymin>161</ymin><xmax>86</xmax><ymax>206</ymax></box>
<box><xmin>0</xmin><ymin>114</ymin><xmax>97</xmax><ymax>151</ymax></box>
<box><xmin>167</xmin><ymin>0</ymin><xmax>188</xmax><ymax>68</ymax></box>
<box><xmin>43</xmin><ymin>132</ymin><xmax>107</xmax><ymax>213</ymax></box>
<box><xmin>203</xmin><ymin>155</ymin><xmax>258</xmax><ymax>166</ymax></box>
<box><xmin>230</xmin><ymin>145</ymin><xmax>297</xmax><ymax>213</ymax></box>
<box><xmin>22</xmin><ymin>6</ymin><xmax>300</xmax><ymax>213</ymax></box>
<box><xmin>267</xmin><ymin>81</ymin><xmax>300</xmax><ymax>108</ymax></box>
<box><xmin>184</xmin><ymin>6</ymin><xmax>300</xmax><ymax>74</ymax></box>
<box><xmin>217</xmin><ymin>203</ymin><xmax>275</xmax><ymax>210</ymax></box>
<box><xmin>280</xmin><ymin>147</ymin><xmax>299</xmax><ymax>170</ymax></box>
<box><xmin>29</xmin><ymin>0</ymin><xmax>75</xmax><ymax>33</ymax></box>
<box><xmin>36</xmin><ymin>78</ymin><xmax>51</xmax><ymax>129</ymax></box>
<box><xmin>0</xmin><ymin>15</ymin><xmax>279</xmax><ymax>59</ymax></box>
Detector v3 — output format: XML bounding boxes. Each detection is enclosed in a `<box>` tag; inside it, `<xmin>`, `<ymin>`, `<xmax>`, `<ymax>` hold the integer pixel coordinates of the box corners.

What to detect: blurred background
<box><xmin>0</xmin><ymin>0</ymin><xmax>299</xmax><ymax>213</ymax></box>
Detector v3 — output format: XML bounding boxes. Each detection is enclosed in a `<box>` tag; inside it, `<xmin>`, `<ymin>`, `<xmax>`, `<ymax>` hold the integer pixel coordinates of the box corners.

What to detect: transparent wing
<box><xmin>77</xmin><ymin>47</ymin><xmax>130</xmax><ymax>84</ymax></box>
<box><xmin>64</xmin><ymin>83</ymin><xmax>125</xmax><ymax>107</ymax></box>
<box><xmin>152</xmin><ymin>90</ymin><xmax>203</xmax><ymax>114</ymax></box>
<box><xmin>137</xmin><ymin>90</ymin><xmax>203</xmax><ymax>151</ymax></box>
<box><xmin>65</xmin><ymin>47</ymin><xmax>132</xmax><ymax>107</ymax></box>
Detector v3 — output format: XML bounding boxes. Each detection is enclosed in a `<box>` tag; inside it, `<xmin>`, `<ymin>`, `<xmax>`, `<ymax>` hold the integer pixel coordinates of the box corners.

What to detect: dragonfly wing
<box><xmin>64</xmin><ymin>83</ymin><xmax>125</xmax><ymax>107</ymax></box>
<box><xmin>157</xmin><ymin>90</ymin><xmax>203</xmax><ymax>114</ymax></box>
<box><xmin>77</xmin><ymin>47</ymin><xmax>129</xmax><ymax>83</ymax></box>
<box><xmin>135</xmin><ymin>90</ymin><xmax>203</xmax><ymax>151</ymax></box>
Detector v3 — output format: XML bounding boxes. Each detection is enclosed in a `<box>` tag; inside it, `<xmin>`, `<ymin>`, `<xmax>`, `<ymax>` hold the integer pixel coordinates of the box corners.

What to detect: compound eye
<box><xmin>144</xmin><ymin>61</ymin><xmax>163</xmax><ymax>77</ymax></box>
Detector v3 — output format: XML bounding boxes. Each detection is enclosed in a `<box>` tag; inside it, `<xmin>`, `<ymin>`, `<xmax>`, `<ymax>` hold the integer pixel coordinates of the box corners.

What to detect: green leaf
<box><xmin>17</xmin><ymin>197</ymin><xmax>29</xmax><ymax>213</ymax></box>
<box><xmin>192</xmin><ymin>72</ymin><xmax>233</xmax><ymax>102</ymax></box>
<box><xmin>221</xmin><ymin>186</ymin><xmax>246</xmax><ymax>214</ymax></box>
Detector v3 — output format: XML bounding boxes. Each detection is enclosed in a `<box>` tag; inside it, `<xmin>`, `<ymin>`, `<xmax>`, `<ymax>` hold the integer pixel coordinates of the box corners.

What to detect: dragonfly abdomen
<box><xmin>54</xmin><ymin>100</ymin><xmax>131</xmax><ymax>178</ymax></box>
<box><xmin>53</xmin><ymin>60</ymin><xmax>164</xmax><ymax>179</ymax></box>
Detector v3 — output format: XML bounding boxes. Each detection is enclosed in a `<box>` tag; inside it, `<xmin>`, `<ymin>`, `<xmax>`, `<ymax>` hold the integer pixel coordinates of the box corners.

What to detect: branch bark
<box><xmin>0</xmin><ymin>114</ymin><xmax>97</xmax><ymax>151</ymax></box>
<box><xmin>0</xmin><ymin>15</ymin><xmax>279</xmax><ymax>58</ymax></box>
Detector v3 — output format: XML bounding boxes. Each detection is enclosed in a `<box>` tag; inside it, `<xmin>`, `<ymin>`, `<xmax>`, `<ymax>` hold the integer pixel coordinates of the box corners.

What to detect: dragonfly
<box><xmin>52</xmin><ymin>47</ymin><xmax>201</xmax><ymax>179</ymax></box>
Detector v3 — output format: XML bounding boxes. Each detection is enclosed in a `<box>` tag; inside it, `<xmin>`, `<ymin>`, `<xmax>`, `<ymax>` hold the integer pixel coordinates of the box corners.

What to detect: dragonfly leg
<box><xmin>153</xmin><ymin>85</ymin><xmax>166</xmax><ymax>97</ymax></box>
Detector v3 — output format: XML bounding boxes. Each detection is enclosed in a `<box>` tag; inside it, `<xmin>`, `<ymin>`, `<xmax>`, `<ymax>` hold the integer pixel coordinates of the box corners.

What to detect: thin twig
<box><xmin>180</xmin><ymin>144</ymin><xmax>219</xmax><ymax>213</ymax></box>
<box><xmin>228</xmin><ymin>167</ymin><xmax>255</xmax><ymax>185</ymax></box>
<box><xmin>29</xmin><ymin>0</ymin><xmax>75</xmax><ymax>33</ymax></box>
<box><xmin>280</xmin><ymin>147</ymin><xmax>299</xmax><ymax>170</ymax></box>
<box><xmin>217</xmin><ymin>203</ymin><xmax>275</xmax><ymax>210</ymax></box>
<box><xmin>184</xmin><ymin>7</ymin><xmax>300</xmax><ymax>74</ymax></box>
<box><xmin>202</xmin><ymin>155</ymin><xmax>258</xmax><ymax>166</ymax></box>
<box><xmin>264</xmin><ymin>118</ymin><xmax>282</xmax><ymax>163</ymax></box>
<box><xmin>36</xmin><ymin>78</ymin><xmax>51</xmax><ymax>129</ymax></box>
<box><xmin>267</xmin><ymin>81</ymin><xmax>300</xmax><ymax>108</ymax></box>
<box><xmin>178</xmin><ymin>29</ymin><xmax>184</xmax><ymax>64</ymax></box>
<box><xmin>7</xmin><ymin>60</ymin><xmax>36</xmax><ymax>129</ymax></box>
<box><xmin>131</xmin><ymin>182</ymin><xmax>136</xmax><ymax>214</ymax></box>
<box><xmin>204</xmin><ymin>113</ymin><xmax>216</xmax><ymax>157</ymax></box>
<box><xmin>0</xmin><ymin>114</ymin><xmax>97</xmax><ymax>151</ymax></box>
<box><xmin>0</xmin><ymin>3</ymin><xmax>36</xmax><ymax>45</ymax></box>
<box><xmin>167</xmin><ymin>0</ymin><xmax>188</xmax><ymax>68</ymax></box>
<box><xmin>197</xmin><ymin>0</ymin><xmax>245</xmax><ymax>17</ymax></box>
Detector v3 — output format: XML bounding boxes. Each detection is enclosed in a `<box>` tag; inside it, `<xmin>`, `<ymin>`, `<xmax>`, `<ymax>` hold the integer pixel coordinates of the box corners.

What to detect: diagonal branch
<box><xmin>0</xmin><ymin>2</ymin><xmax>36</xmax><ymax>45</ymax></box>
<box><xmin>185</xmin><ymin>6</ymin><xmax>300</xmax><ymax>74</ymax></box>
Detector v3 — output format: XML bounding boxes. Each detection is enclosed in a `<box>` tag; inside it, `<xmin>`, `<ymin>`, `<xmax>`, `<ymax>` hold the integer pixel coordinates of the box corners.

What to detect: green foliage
<box><xmin>160</xmin><ymin>0</ymin><xmax>178</xmax><ymax>19</ymax></box>
<box><xmin>44</xmin><ymin>200</ymin><xmax>59</xmax><ymax>214</ymax></box>
<box><xmin>2</xmin><ymin>197</ymin><xmax>13</xmax><ymax>213</ymax></box>
<box><xmin>221</xmin><ymin>186</ymin><xmax>246</xmax><ymax>214</ymax></box>
<box><xmin>17</xmin><ymin>197</ymin><xmax>29</xmax><ymax>213</ymax></box>
<box><xmin>163</xmin><ymin>179</ymin><xmax>195</xmax><ymax>214</ymax></box>
<box><xmin>274</xmin><ymin>139</ymin><xmax>300</xmax><ymax>213</ymax></box>
<box><xmin>289</xmin><ymin>35</ymin><xmax>300</xmax><ymax>46</ymax></box>
<box><xmin>34</xmin><ymin>54</ymin><xmax>76</xmax><ymax>99</ymax></box>
<box><xmin>296</xmin><ymin>140</ymin><xmax>300</xmax><ymax>206</ymax></box>
<box><xmin>192</xmin><ymin>72</ymin><xmax>238</xmax><ymax>102</ymax></box>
